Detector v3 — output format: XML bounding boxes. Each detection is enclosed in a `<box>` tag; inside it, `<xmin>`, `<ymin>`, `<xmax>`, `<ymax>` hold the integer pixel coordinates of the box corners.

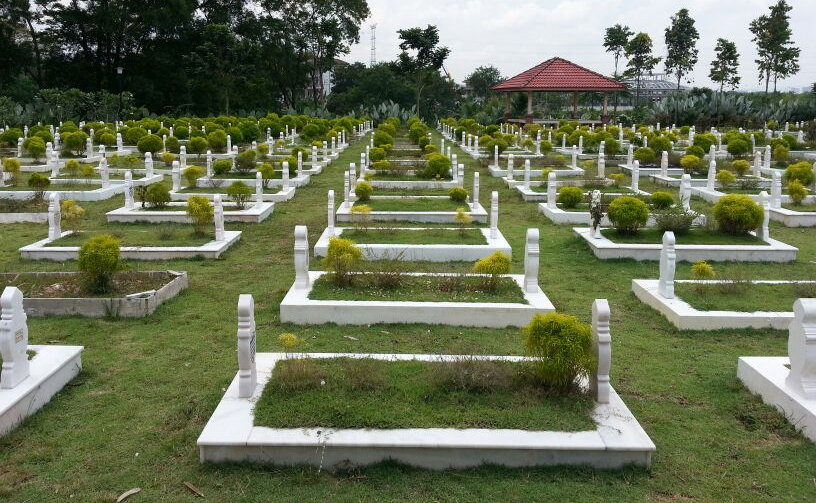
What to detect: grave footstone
<box><xmin>124</xmin><ymin>171</ymin><xmax>134</xmax><ymax>209</ymax></box>
<box><xmin>48</xmin><ymin>192</ymin><xmax>61</xmax><ymax>240</ymax></box>
<box><xmin>591</xmin><ymin>299</ymin><xmax>612</xmax><ymax>404</ymax></box>
<box><xmin>294</xmin><ymin>225</ymin><xmax>310</xmax><ymax>289</ymax></box>
<box><xmin>0</xmin><ymin>287</ymin><xmax>30</xmax><ymax>389</ymax></box>
<box><xmin>214</xmin><ymin>195</ymin><xmax>225</xmax><ymax>241</ymax></box>
<box><xmin>524</xmin><ymin>228</ymin><xmax>539</xmax><ymax>293</ymax></box>
<box><xmin>659</xmin><ymin>231</ymin><xmax>676</xmax><ymax>299</ymax></box>
<box><xmin>490</xmin><ymin>191</ymin><xmax>498</xmax><ymax>239</ymax></box>
<box><xmin>236</xmin><ymin>293</ymin><xmax>257</xmax><ymax>398</ymax></box>
<box><xmin>785</xmin><ymin>299</ymin><xmax>816</xmax><ymax>398</ymax></box>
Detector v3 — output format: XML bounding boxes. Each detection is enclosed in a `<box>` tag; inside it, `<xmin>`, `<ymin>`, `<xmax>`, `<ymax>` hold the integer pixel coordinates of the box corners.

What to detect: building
<box><xmin>623</xmin><ymin>73</ymin><xmax>686</xmax><ymax>102</ymax></box>
<box><xmin>304</xmin><ymin>59</ymin><xmax>349</xmax><ymax>100</ymax></box>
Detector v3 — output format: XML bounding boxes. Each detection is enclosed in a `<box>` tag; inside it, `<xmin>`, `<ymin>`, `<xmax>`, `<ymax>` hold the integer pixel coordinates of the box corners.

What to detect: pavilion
<box><xmin>491</xmin><ymin>57</ymin><xmax>627</xmax><ymax>124</ymax></box>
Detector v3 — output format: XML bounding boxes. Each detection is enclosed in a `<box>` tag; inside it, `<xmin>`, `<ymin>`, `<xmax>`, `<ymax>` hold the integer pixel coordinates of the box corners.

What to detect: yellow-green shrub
<box><xmin>323</xmin><ymin>236</ymin><xmax>362</xmax><ymax>285</ymax></box>
<box><xmin>78</xmin><ymin>234</ymin><xmax>121</xmax><ymax>294</ymax></box>
<box><xmin>523</xmin><ymin>313</ymin><xmax>595</xmax><ymax>392</ymax></box>
<box><xmin>186</xmin><ymin>195</ymin><xmax>213</xmax><ymax>235</ymax></box>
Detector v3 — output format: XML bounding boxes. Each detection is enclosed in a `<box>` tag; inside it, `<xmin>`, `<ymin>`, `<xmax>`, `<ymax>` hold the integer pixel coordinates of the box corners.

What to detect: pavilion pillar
<box><xmin>601</xmin><ymin>93</ymin><xmax>610</xmax><ymax>124</ymax></box>
<box><xmin>572</xmin><ymin>92</ymin><xmax>579</xmax><ymax>119</ymax></box>
<box><xmin>504</xmin><ymin>93</ymin><xmax>512</xmax><ymax>121</ymax></box>
<box><xmin>525</xmin><ymin>91</ymin><xmax>533</xmax><ymax>124</ymax></box>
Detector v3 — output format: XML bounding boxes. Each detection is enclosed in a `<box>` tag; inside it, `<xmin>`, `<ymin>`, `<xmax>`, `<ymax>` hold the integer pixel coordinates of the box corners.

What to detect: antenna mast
<box><xmin>370</xmin><ymin>23</ymin><xmax>377</xmax><ymax>67</ymax></box>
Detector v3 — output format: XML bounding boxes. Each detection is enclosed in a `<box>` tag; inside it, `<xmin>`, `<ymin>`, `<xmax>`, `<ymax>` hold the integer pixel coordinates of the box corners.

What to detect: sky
<box><xmin>343</xmin><ymin>0</ymin><xmax>816</xmax><ymax>92</ymax></box>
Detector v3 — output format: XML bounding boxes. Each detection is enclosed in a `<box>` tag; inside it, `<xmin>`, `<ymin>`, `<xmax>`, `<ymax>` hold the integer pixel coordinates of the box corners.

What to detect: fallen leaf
<box><xmin>183</xmin><ymin>482</ymin><xmax>204</xmax><ymax>497</ymax></box>
<box><xmin>116</xmin><ymin>488</ymin><xmax>141</xmax><ymax>502</ymax></box>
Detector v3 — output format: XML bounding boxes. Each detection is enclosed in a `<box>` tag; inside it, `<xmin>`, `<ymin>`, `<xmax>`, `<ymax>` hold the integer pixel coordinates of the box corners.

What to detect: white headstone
<box><xmin>494</xmin><ymin>145</ymin><xmax>499</xmax><ymax>166</ymax></box>
<box><xmin>472</xmin><ymin>172</ymin><xmax>479</xmax><ymax>209</ymax></box>
<box><xmin>753</xmin><ymin>150</ymin><xmax>762</xmax><ymax>178</ymax></box>
<box><xmin>627</xmin><ymin>144</ymin><xmax>633</xmax><ymax>167</ymax></box>
<box><xmin>592</xmin><ymin>299</ymin><xmax>612</xmax><ymax>404</ymax></box>
<box><xmin>659</xmin><ymin>231</ymin><xmax>676</xmax><ymax>299</ymax></box>
<box><xmin>578</xmin><ymin>135</ymin><xmax>584</xmax><ymax>154</ymax></box>
<box><xmin>124</xmin><ymin>170</ymin><xmax>134</xmax><ymax>209</ymax></box>
<box><xmin>706</xmin><ymin>158</ymin><xmax>717</xmax><ymax>191</ymax></box>
<box><xmin>214</xmin><ymin>195</ymin><xmax>225</xmax><ymax>241</ymax></box>
<box><xmin>571</xmin><ymin>145</ymin><xmax>578</xmax><ymax>168</ymax></box>
<box><xmin>48</xmin><ymin>192</ymin><xmax>61</xmax><ymax>240</ymax></box>
<box><xmin>294</xmin><ymin>225</ymin><xmax>310</xmax><ymax>289</ymax></box>
<box><xmin>507</xmin><ymin>154</ymin><xmax>514</xmax><ymax>180</ymax></box>
<box><xmin>144</xmin><ymin>152</ymin><xmax>154</xmax><ymax>177</ymax></box>
<box><xmin>282</xmin><ymin>161</ymin><xmax>290</xmax><ymax>190</ymax></box>
<box><xmin>547</xmin><ymin>171</ymin><xmax>557</xmax><ymax>209</ymax></box>
<box><xmin>490</xmin><ymin>191</ymin><xmax>498</xmax><ymax>239</ymax></box>
<box><xmin>171</xmin><ymin>161</ymin><xmax>181</xmax><ymax>192</ymax></box>
<box><xmin>255</xmin><ymin>172</ymin><xmax>264</xmax><ymax>208</ymax></box>
<box><xmin>180</xmin><ymin>145</ymin><xmax>187</xmax><ymax>169</ymax></box>
<box><xmin>631</xmin><ymin>161</ymin><xmax>640</xmax><ymax>193</ymax></box>
<box><xmin>0</xmin><ymin>287</ymin><xmax>30</xmax><ymax>389</ymax></box>
<box><xmin>206</xmin><ymin>150</ymin><xmax>213</xmax><ymax>178</ymax></box>
<box><xmin>771</xmin><ymin>171</ymin><xmax>782</xmax><ymax>209</ymax></box>
<box><xmin>236</xmin><ymin>293</ymin><xmax>257</xmax><ymax>398</ymax></box>
<box><xmin>757</xmin><ymin>191</ymin><xmax>770</xmax><ymax>241</ymax></box>
<box><xmin>524</xmin><ymin>160</ymin><xmax>531</xmax><ymax>189</ymax></box>
<box><xmin>524</xmin><ymin>228</ymin><xmax>539</xmax><ymax>293</ymax></box>
<box><xmin>764</xmin><ymin>145</ymin><xmax>771</xmax><ymax>171</ymax></box>
<box><xmin>327</xmin><ymin>190</ymin><xmax>335</xmax><ymax>233</ymax></box>
<box><xmin>660</xmin><ymin>151</ymin><xmax>668</xmax><ymax>178</ymax></box>
<box><xmin>786</xmin><ymin>298</ymin><xmax>816</xmax><ymax>399</ymax></box>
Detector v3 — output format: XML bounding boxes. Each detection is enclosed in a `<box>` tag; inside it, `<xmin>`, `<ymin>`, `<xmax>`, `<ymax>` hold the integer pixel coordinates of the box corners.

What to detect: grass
<box><xmin>46</xmin><ymin>223</ymin><xmax>214</xmax><ymax>247</ymax></box>
<box><xmin>0</xmin><ymin>129</ymin><xmax>815</xmax><ymax>501</ymax></box>
<box><xmin>253</xmin><ymin>357</ymin><xmax>595</xmax><ymax>430</ymax></box>
<box><xmin>532</xmin><ymin>185</ymin><xmax>632</xmax><ymax>194</ymax></box>
<box><xmin>782</xmin><ymin>202</ymin><xmax>816</xmax><ymax>212</ymax></box>
<box><xmin>355</xmin><ymin>197</ymin><xmax>467</xmax><ymax>212</ymax></box>
<box><xmin>1</xmin><ymin>271</ymin><xmax>175</xmax><ymax>298</ymax></box>
<box><xmin>178</xmin><ymin>186</ymin><xmax>282</xmax><ymax>195</ymax></box>
<box><xmin>0</xmin><ymin>183</ymin><xmax>102</xmax><ymax>191</ymax></box>
<box><xmin>603</xmin><ymin>228</ymin><xmax>769</xmax><ymax>246</ymax></box>
<box><xmin>339</xmin><ymin>227</ymin><xmax>486</xmax><ymax>245</ymax></box>
<box><xmin>674</xmin><ymin>282</ymin><xmax>816</xmax><ymax>312</ymax></box>
<box><xmin>308</xmin><ymin>274</ymin><xmax>526</xmax><ymax>304</ymax></box>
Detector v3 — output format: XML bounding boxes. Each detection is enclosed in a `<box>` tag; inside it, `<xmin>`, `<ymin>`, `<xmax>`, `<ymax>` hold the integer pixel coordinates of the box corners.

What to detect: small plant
<box><xmin>472</xmin><ymin>251</ymin><xmax>511</xmax><ymax>291</ymax></box>
<box><xmin>539</xmin><ymin>140</ymin><xmax>553</xmax><ymax>153</ymax></box>
<box><xmin>784</xmin><ymin>162</ymin><xmax>815</xmax><ymax>187</ymax></box>
<box><xmin>522</xmin><ymin>313</ymin><xmax>595</xmax><ymax>393</ymax></box>
<box><xmin>188</xmin><ymin>136</ymin><xmax>208</xmax><ymax>157</ymax></box>
<box><xmin>371</xmin><ymin>160</ymin><xmax>392</xmax><ymax>170</ymax></box>
<box><xmin>651</xmin><ymin>191</ymin><xmax>674</xmax><ymax>210</ymax></box>
<box><xmin>137</xmin><ymin>134</ymin><xmax>162</xmax><ymax>154</ymax></box>
<box><xmin>731</xmin><ymin>159</ymin><xmax>750</xmax><ymax>176</ymax></box>
<box><xmin>60</xmin><ymin>200</ymin><xmax>85</xmax><ymax>231</ymax></box>
<box><xmin>355</xmin><ymin>181</ymin><xmax>373</xmax><ymax>201</ymax></box>
<box><xmin>788</xmin><ymin>180</ymin><xmax>808</xmax><ymax>206</ymax></box>
<box><xmin>454</xmin><ymin>207</ymin><xmax>473</xmax><ymax>234</ymax></box>
<box><xmin>23</xmin><ymin>136</ymin><xmax>46</xmax><ymax>161</ymax></box>
<box><xmin>64</xmin><ymin>159</ymin><xmax>80</xmax><ymax>177</ymax></box>
<box><xmin>186</xmin><ymin>195</ymin><xmax>213</xmax><ymax>235</ymax></box>
<box><xmin>226</xmin><ymin>181</ymin><xmax>253</xmax><ymax>209</ymax></box>
<box><xmin>653</xmin><ymin>206</ymin><xmax>697</xmax><ymax>235</ymax></box>
<box><xmin>80</xmin><ymin>164</ymin><xmax>95</xmax><ymax>182</ymax></box>
<box><xmin>144</xmin><ymin>183</ymin><xmax>171</xmax><ymax>208</ymax></box>
<box><xmin>78</xmin><ymin>234</ymin><xmax>121</xmax><ymax>294</ymax></box>
<box><xmin>323</xmin><ymin>236</ymin><xmax>363</xmax><ymax>285</ymax></box>
<box><xmin>213</xmin><ymin>159</ymin><xmax>232</xmax><ymax>176</ymax></box>
<box><xmin>713</xmin><ymin>194</ymin><xmax>764</xmax><ymax>235</ymax></box>
<box><xmin>235</xmin><ymin>149</ymin><xmax>257</xmax><ymax>173</ymax></box>
<box><xmin>350</xmin><ymin>204</ymin><xmax>372</xmax><ymax>232</ymax></box>
<box><xmin>27</xmin><ymin>172</ymin><xmax>50</xmax><ymax>201</ymax></box>
<box><xmin>607</xmin><ymin>196</ymin><xmax>649</xmax><ymax>234</ymax></box>
<box><xmin>162</xmin><ymin>152</ymin><xmax>175</xmax><ymax>165</ymax></box>
<box><xmin>557</xmin><ymin>186</ymin><xmax>584</xmax><ymax>209</ymax></box>
<box><xmin>183</xmin><ymin>166</ymin><xmax>204</xmax><ymax>187</ymax></box>
<box><xmin>691</xmin><ymin>260</ymin><xmax>716</xmax><ymax>293</ymax></box>
<box><xmin>2</xmin><ymin>158</ymin><xmax>21</xmax><ymax>184</ymax></box>
<box><xmin>634</xmin><ymin>147</ymin><xmax>656</xmax><ymax>164</ymax></box>
<box><xmin>448</xmin><ymin>187</ymin><xmax>468</xmax><ymax>203</ymax></box>
<box><xmin>278</xmin><ymin>333</ymin><xmax>303</xmax><ymax>353</ymax></box>
<box><xmin>772</xmin><ymin>144</ymin><xmax>789</xmax><ymax>162</ymax></box>
<box><xmin>422</xmin><ymin>154</ymin><xmax>451</xmax><ymax>179</ymax></box>
<box><xmin>369</xmin><ymin>147</ymin><xmax>386</xmax><ymax>161</ymax></box>
<box><xmin>727</xmin><ymin>139</ymin><xmax>750</xmax><ymax>157</ymax></box>
<box><xmin>716</xmin><ymin>169</ymin><xmax>736</xmax><ymax>189</ymax></box>
<box><xmin>680</xmin><ymin>154</ymin><xmax>703</xmax><ymax>174</ymax></box>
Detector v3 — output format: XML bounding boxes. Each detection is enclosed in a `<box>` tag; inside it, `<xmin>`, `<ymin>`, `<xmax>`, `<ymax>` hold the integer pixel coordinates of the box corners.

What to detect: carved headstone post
<box><xmin>171</xmin><ymin>161</ymin><xmax>181</xmax><ymax>192</ymax></box>
<box><xmin>706</xmin><ymin>158</ymin><xmax>716</xmax><ymax>191</ymax></box>
<box><xmin>627</xmin><ymin>143</ymin><xmax>633</xmax><ymax>167</ymax></box>
<box><xmin>0</xmin><ymin>287</ymin><xmax>30</xmax><ymax>389</ymax></box>
<box><xmin>571</xmin><ymin>145</ymin><xmax>578</xmax><ymax>168</ymax></box>
<box><xmin>327</xmin><ymin>190</ymin><xmax>335</xmax><ymax>233</ymax></box>
<box><xmin>490</xmin><ymin>191</ymin><xmax>498</xmax><ymax>239</ymax></box>
<box><xmin>680</xmin><ymin>174</ymin><xmax>692</xmax><ymax>211</ymax></box>
<box><xmin>589</xmin><ymin>190</ymin><xmax>602</xmax><ymax>239</ymax></box>
<box><xmin>236</xmin><ymin>293</ymin><xmax>257</xmax><ymax>399</ymax></box>
<box><xmin>771</xmin><ymin>171</ymin><xmax>782</xmax><ymax>209</ymax></box>
<box><xmin>297</xmin><ymin>151</ymin><xmax>303</xmax><ymax>178</ymax></box>
<box><xmin>659</xmin><ymin>231</ymin><xmax>676</xmax><ymax>299</ymax></box>
<box><xmin>48</xmin><ymin>192</ymin><xmax>61</xmax><ymax>240</ymax></box>
<box><xmin>144</xmin><ymin>152</ymin><xmax>154</xmax><ymax>178</ymax></box>
<box><xmin>214</xmin><ymin>195</ymin><xmax>225</xmax><ymax>242</ymax></box>
<box><xmin>660</xmin><ymin>151</ymin><xmax>668</xmax><ymax>178</ymax></box>
<box><xmin>592</xmin><ymin>299</ymin><xmax>612</xmax><ymax>404</ymax></box>
<box><xmin>294</xmin><ymin>225</ymin><xmax>310</xmax><ymax>289</ymax></box>
<box><xmin>764</xmin><ymin>145</ymin><xmax>771</xmax><ymax>172</ymax></box>
<box><xmin>124</xmin><ymin>171</ymin><xmax>134</xmax><ymax>209</ymax></box>
<box><xmin>524</xmin><ymin>228</ymin><xmax>539</xmax><ymax>293</ymax></box>
<box><xmin>753</xmin><ymin>150</ymin><xmax>762</xmax><ymax>178</ymax></box>
<box><xmin>180</xmin><ymin>146</ymin><xmax>187</xmax><ymax>169</ymax></box>
<box><xmin>547</xmin><ymin>171</ymin><xmax>557</xmax><ymax>209</ymax></box>
<box><xmin>786</xmin><ymin>298</ymin><xmax>816</xmax><ymax>398</ymax></box>
<box><xmin>631</xmin><ymin>160</ymin><xmax>640</xmax><ymax>193</ymax></box>
<box><xmin>282</xmin><ymin>161</ymin><xmax>290</xmax><ymax>190</ymax></box>
<box><xmin>507</xmin><ymin>154</ymin><xmax>514</xmax><ymax>180</ymax></box>
<box><xmin>524</xmin><ymin>160</ymin><xmax>531</xmax><ymax>189</ymax></box>
<box><xmin>757</xmin><ymin>191</ymin><xmax>770</xmax><ymax>242</ymax></box>
<box><xmin>255</xmin><ymin>172</ymin><xmax>264</xmax><ymax>209</ymax></box>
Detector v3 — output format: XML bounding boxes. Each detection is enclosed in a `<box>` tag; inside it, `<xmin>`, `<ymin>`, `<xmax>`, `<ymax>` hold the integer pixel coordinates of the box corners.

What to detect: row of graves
<box><xmin>197</xmin><ymin>122</ymin><xmax>657</xmax><ymax>471</ymax></box>
<box><xmin>0</xmin><ymin>119</ymin><xmax>372</xmax><ymax>441</ymax></box>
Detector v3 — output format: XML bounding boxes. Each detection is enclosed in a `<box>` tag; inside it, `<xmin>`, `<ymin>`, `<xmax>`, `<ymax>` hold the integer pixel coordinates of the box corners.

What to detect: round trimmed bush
<box><xmin>607</xmin><ymin>196</ymin><xmax>649</xmax><ymax>234</ymax></box>
<box><xmin>713</xmin><ymin>195</ymin><xmax>764</xmax><ymax>235</ymax></box>
<box><xmin>186</xmin><ymin>195</ymin><xmax>213</xmax><ymax>235</ymax></box>
<box><xmin>213</xmin><ymin>159</ymin><xmax>231</xmax><ymax>176</ymax></box>
<box><xmin>137</xmin><ymin>134</ymin><xmax>162</xmax><ymax>154</ymax></box>
<box><xmin>716</xmin><ymin>169</ymin><xmax>736</xmax><ymax>188</ymax></box>
<box><xmin>651</xmin><ymin>191</ymin><xmax>674</xmax><ymax>210</ymax></box>
<box><xmin>685</xmin><ymin>145</ymin><xmax>705</xmax><ymax>158</ymax></box>
<box><xmin>557</xmin><ymin>186</ymin><xmax>584</xmax><ymax>209</ymax></box>
<box><xmin>226</xmin><ymin>181</ymin><xmax>253</xmax><ymax>209</ymax></box>
<box><xmin>727</xmin><ymin>139</ymin><xmax>750</xmax><ymax>157</ymax></box>
<box><xmin>124</xmin><ymin>127</ymin><xmax>147</xmax><ymax>145</ymax></box>
<box><xmin>78</xmin><ymin>234</ymin><xmax>121</xmax><ymax>294</ymax></box>
<box><xmin>144</xmin><ymin>183</ymin><xmax>170</xmax><ymax>208</ymax></box>
<box><xmin>371</xmin><ymin>160</ymin><xmax>392</xmax><ymax>170</ymax></box>
<box><xmin>773</xmin><ymin>145</ymin><xmax>789</xmax><ymax>161</ymax></box>
<box><xmin>788</xmin><ymin>180</ymin><xmax>808</xmax><ymax>205</ymax></box>
<box><xmin>323</xmin><ymin>236</ymin><xmax>363</xmax><ymax>285</ymax></box>
<box><xmin>207</xmin><ymin>130</ymin><xmax>228</xmax><ymax>152</ymax></box>
<box><xmin>27</xmin><ymin>172</ymin><xmax>50</xmax><ymax>193</ymax></box>
<box><xmin>183</xmin><ymin>166</ymin><xmax>204</xmax><ymax>187</ymax></box>
<box><xmin>691</xmin><ymin>260</ymin><xmax>715</xmax><ymax>280</ymax></box>
<box><xmin>784</xmin><ymin>162</ymin><xmax>815</xmax><ymax>186</ymax></box>
<box><xmin>422</xmin><ymin>154</ymin><xmax>451</xmax><ymax>179</ymax></box>
<box><xmin>634</xmin><ymin>147</ymin><xmax>656</xmax><ymax>164</ymax></box>
<box><xmin>355</xmin><ymin>181</ymin><xmax>372</xmax><ymax>201</ymax></box>
<box><xmin>235</xmin><ymin>149</ymin><xmax>257</xmax><ymax>172</ymax></box>
<box><xmin>680</xmin><ymin>154</ymin><xmax>703</xmax><ymax>174</ymax></box>
<box><xmin>539</xmin><ymin>140</ymin><xmax>553</xmax><ymax>153</ymax></box>
<box><xmin>472</xmin><ymin>251</ymin><xmax>511</xmax><ymax>291</ymax></box>
<box><xmin>23</xmin><ymin>136</ymin><xmax>46</xmax><ymax>160</ymax></box>
<box><xmin>369</xmin><ymin>147</ymin><xmax>386</xmax><ymax>162</ymax></box>
<box><xmin>448</xmin><ymin>187</ymin><xmax>468</xmax><ymax>203</ymax></box>
<box><xmin>649</xmin><ymin>137</ymin><xmax>671</xmax><ymax>154</ymax></box>
<box><xmin>731</xmin><ymin>159</ymin><xmax>750</xmax><ymax>176</ymax></box>
<box><xmin>188</xmin><ymin>136</ymin><xmax>208</xmax><ymax>157</ymax></box>
<box><xmin>165</xmin><ymin>136</ymin><xmax>180</xmax><ymax>154</ymax></box>
<box><xmin>373</xmin><ymin>130</ymin><xmax>393</xmax><ymax>148</ymax></box>
<box><xmin>522</xmin><ymin>313</ymin><xmax>594</xmax><ymax>392</ymax></box>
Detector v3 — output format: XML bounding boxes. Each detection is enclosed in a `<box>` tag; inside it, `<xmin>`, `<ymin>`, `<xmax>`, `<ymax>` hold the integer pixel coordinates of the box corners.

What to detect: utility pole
<box><xmin>370</xmin><ymin>24</ymin><xmax>377</xmax><ymax>67</ymax></box>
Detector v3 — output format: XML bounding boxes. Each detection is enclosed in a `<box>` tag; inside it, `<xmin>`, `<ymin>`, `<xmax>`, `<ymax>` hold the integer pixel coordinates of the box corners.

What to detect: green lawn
<box><xmin>46</xmin><ymin>224</ymin><xmax>214</xmax><ymax>247</ymax></box>
<box><xmin>340</xmin><ymin>227</ymin><xmax>487</xmax><ymax>245</ymax></box>
<box><xmin>356</xmin><ymin>197</ymin><xmax>468</xmax><ymax>212</ymax></box>
<box><xmin>0</xmin><ymin>129</ymin><xmax>815</xmax><ymax>501</ymax></box>
<box><xmin>254</xmin><ymin>357</ymin><xmax>595</xmax><ymax>430</ymax></box>
<box><xmin>782</xmin><ymin>202</ymin><xmax>816</xmax><ymax>212</ymax></box>
<box><xmin>1</xmin><ymin>271</ymin><xmax>175</xmax><ymax>298</ymax></box>
<box><xmin>308</xmin><ymin>274</ymin><xmax>526</xmax><ymax>304</ymax></box>
<box><xmin>674</xmin><ymin>282</ymin><xmax>816</xmax><ymax>312</ymax></box>
<box><xmin>0</xmin><ymin>183</ymin><xmax>102</xmax><ymax>191</ymax></box>
<box><xmin>178</xmin><ymin>186</ymin><xmax>281</xmax><ymax>195</ymax></box>
<box><xmin>603</xmin><ymin>228</ymin><xmax>768</xmax><ymax>246</ymax></box>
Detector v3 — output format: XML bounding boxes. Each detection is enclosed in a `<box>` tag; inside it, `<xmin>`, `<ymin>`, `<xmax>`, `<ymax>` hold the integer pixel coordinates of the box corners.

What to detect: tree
<box><xmin>664</xmin><ymin>8</ymin><xmax>699</xmax><ymax>91</ymax></box>
<box><xmin>750</xmin><ymin>0</ymin><xmax>800</xmax><ymax>96</ymax></box>
<box><xmin>709</xmin><ymin>38</ymin><xmax>740</xmax><ymax>93</ymax></box>
<box><xmin>395</xmin><ymin>25</ymin><xmax>450</xmax><ymax>117</ymax></box>
<box><xmin>464</xmin><ymin>65</ymin><xmax>503</xmax><ymax>100</ymax></box>
<box><xmin>603</xmin><ymin>24</ymin><xmax>632</xmax><ymax>113</ymax></box>
<box><xmin>624</xmin><ymin>33</ymin><xmax>661</xmax><ymax>109</ymax></box>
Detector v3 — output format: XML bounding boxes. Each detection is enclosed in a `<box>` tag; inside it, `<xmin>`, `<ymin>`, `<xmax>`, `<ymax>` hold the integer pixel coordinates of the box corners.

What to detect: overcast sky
<box><xmin>344</xmin><ymin>0</ymin><xmax>815</xmax><ymax>92</ymax></box>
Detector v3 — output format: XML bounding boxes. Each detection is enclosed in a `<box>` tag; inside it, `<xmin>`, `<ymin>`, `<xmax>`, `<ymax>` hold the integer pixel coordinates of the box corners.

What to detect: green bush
<box><xmin>355</xmin><ymin>181</ymin><xmax>373</xmax><ymax>201</ymax></box>
<box><xmin>408</xmin><ymin>123</ymin><xmax>428</xmax><ymax>142</ymax></box>
<box><xmin>421</xmin><ymin>154</ymin><xmax>451</xmax><ymax>179</ymax></box>
<box><xmin>188</xmin><ymin>136</ymin><xmax>208</xmax><ymax>157</ymax></box>
<box><xmin>183</xmin><ymin>166</ymin><xmax>204</xmax><ymax>187</ymax></box>
<box><xmin>378</xmin><ymin>123</ymin><xmax>397</xmax><ymax>137</ymax></box>
<box><xmin>27</xmin><ymin>172</ymin><xmax>50</xmax><ymax>198</ymax></box>
<box><xmin>485</xmin><ymin>138</ymin><xmax>508</xmax><ymax>155</ymax></box>
<box><xmin>124</xmin><ymin>127</ymin><xmax>147</xmax><ymax>145</ymax></box>
<box><xmin>371</xmin><ymin>160</ymin><xmax>392</xmax><ymax>170</ymax></box>
<box><xmin>604</xmin><ymin>138</ymin><xmax>621</xmax><ymax>155</ymax></box>
<box><xmin>634</xmin><ymin>147</ymin><xmax>656</xmax><ymax>164</ymax></box>
<box><xmin>685</xmin><ymin>145</ymin><xmax>705</xmax><ymax>158</ymax></box>
<box><xmin>784</xmin><ymin>162</ymin><xmax>814</xmax><ymax>186</ymax></box>
<box><xmin>607</xmin><ymin>196</ymin><xmax>649</xmax><ymax>234</ymax></box>
<box><xmin>63</xmin><ymin>130</ymin><xmax>89</xmax><ymax>154</ymax></box>
<box><xmin>207</xmin><ymin>130</ymin><xmax>228</xmax><ymax>152</ymax></box>
<box><xmin>64</xmin><ymin>159</ymin><xmax>80</xmax><ymax>177</ymax></box>
<box><xmin>137</xmin><ymin>134</ymin><xmax>162</xmax><ymax>154</ymax></box>
<box><xmin>23</xmin><ymin>136</ymin><xmax>46</xmax><ymax>160</ymax></box>
<box><xmin>693</xmin><ymin>133</ymin><xmax>716</xmax><ymax>152</ymax></box>
<box><xmin>713</xmin><ymin>195</ymin><xmax>763</xmax><ymax>235</ymax></box>
<box><xmin>539</xmin><ymin>140</ymin><xmax>553</xmax><ymax>153</ymax></box>
<box><xmin>78</xmin><ymin>235</ymin><xmax>121</xmax><ymax>294</ymax></box>
<box><xmin>773</xmin><ymin>144</ymin><xmax>789</xmax><ymax>161</ymax></box>
<box><xmin>369</xmin><ymin>147</ymin><xmax>386</xmax><ymax>161</ymax></box>
<box><xmin>448</xmin><ymin>187</ymin><xmax>468</xmax><ymax>202</ymax></box>
<box><xmin>651</xmin><ymin>191</ymin><xmax>674</xmax><ymax>210</ymax></box>
<box><xmin>731</xmin><ymin>159</ymin><xmax>750</xmax><ymax>176</ymax></box>
<box><xmin>653</xmin><ymin>206</ymin><xmax>696</xmax><ymax>235</ymax></box>
<box><xmin>727</xmin><ymin>139</ymin><xmax>750</xmax><ymax>157</ymax></box>
<box><xmin>788</xmin><ymin>180</ymin><xmax>808</xmax><ymax>206</ymax></box>
<box><xmin>472</xmin><ymin>251</ymin><xmax>511</xmax><ymax>291</ymax></box>
<box><xmin>716</xmin><ymin>169</ymin><xmax>736</xmax><ymax>189</ymax></box>
<box><xmin>557</xmin><ymin>186</ymin><xmax>583</xmax><ymax>209</ymax></box>
<box><xmin>649</xmin><ymin>137</ymin><xmax>671</xmax><ymax>154</ymax></box>
<box><xmin>226</xmin><ymin>181</ymin><xmax>253</xmax><ymax>209</ymax></box>
<box><xmin>680</xmin><ymin>154</ymin><xmax>703</xmax><ymax>174</ymax></box>
<box><xmin>691</xmin><ymin>260</ymin><xmax>715</xmax><ymax>280</ymax></box>
<box><xmin>144</xmin><ymin>183</ymin><xmax>170</xmax><ymax>208</ymax></box>
<box><xmin>373</xmin><ymin>131</ymin><xmax>393</xmax><ymax>148</ymax></box>
<box><xmin>165</xmin><ymin>136</ymin><xmax>180</xmax><ymax>154</ymax></box>
<box><xmin>213</xmin><ymin>159</ymin><xmax>232</xmax><ymax>176</ymax></box>
<box><xmin>235</xmin><ymin>150</ymin><xmax>257</xmax><ymax>173</ymax></box>
<box><xmin>2</xmin><ymin>158</ymin><xmax>21</xmax><ymax>184</ymax></box>
<box><xmin>186</xmin><ymin>195</ymin><xmax>213</xmax><ymax>235</ymax></box>
<box><xmin>523</xmin><ymin>313</ymin><xmax>595</xmax><ymax>392</ymax></box>
<box><xmin>99</xmin><ymin>133</ymin><xmax>116</xmax><ymax>146</ymax></box>
<box><xmin>323</xmin><ymin>236</ymin><xmax>363</xmax><ymax>285</ymax></box>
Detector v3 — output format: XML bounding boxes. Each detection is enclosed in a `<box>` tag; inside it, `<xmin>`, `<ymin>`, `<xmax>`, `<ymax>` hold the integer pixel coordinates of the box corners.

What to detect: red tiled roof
<box><xmin>492</xmin><ymin>57</ymin><xmax>626</xmax><ymax>92</ymax></box>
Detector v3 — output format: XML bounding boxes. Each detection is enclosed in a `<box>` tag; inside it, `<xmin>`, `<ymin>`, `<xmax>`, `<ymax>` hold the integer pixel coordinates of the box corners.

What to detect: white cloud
<box><xmin>345</xmin><ymin>0</ymin><xmax>816</xmax><ymax>91</ymax></box>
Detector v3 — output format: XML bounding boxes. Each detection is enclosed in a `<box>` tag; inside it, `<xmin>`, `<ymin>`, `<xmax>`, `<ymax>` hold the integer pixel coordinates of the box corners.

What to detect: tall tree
<box><xmin>464</xmin><ymin>65</ymin><xmax>503</xmax><ymax>101</ymax></box>
<box><xmin>709</xmin><ymin>38</ymin><xmax>740</xmax><ymax>94</ymax></box>
<box><xmin>262</xmin><ymin>0</ymin><xmax>370</xmax><ymax>106</ymax></box>
<box><xmin>395</xmin><ymin>25</ymin><xmax>450</xmax><ymax>117</ymax></box>
<box><xmin>603</xmin><ymin>24</ymin><xmax>632</xmax><ymax>113</ymax></box>
<box><xmin>749</xmin><ymin>0</ymin><xmax>800</xmax><ymax>96</ymax></box>
<box><xmin>624</xmin><ymin>33</ymin><xmax>661</xmax><ymax>109</ymax></box>
<box><xmin>664</xmin><ymin>8</ymin><xmax>699</xmax><ymax>91</ymax></box>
